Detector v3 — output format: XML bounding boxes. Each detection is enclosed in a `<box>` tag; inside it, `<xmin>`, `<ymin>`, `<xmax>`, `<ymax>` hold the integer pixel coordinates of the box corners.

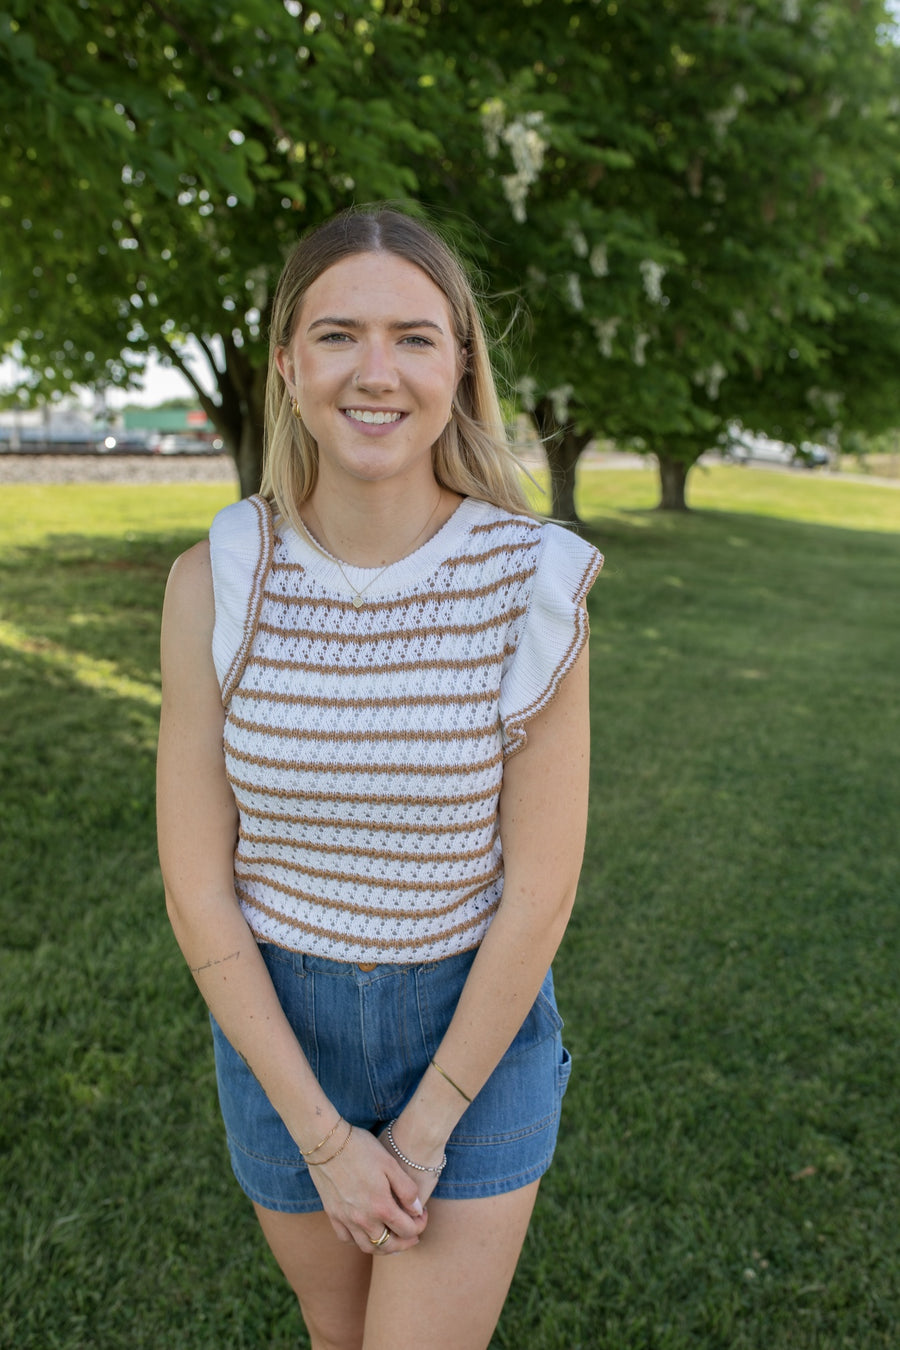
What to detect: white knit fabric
<box><xmin>209</xmin><ymin>494</ymin><xmax>602</xmax><ymax>963</ymax></box>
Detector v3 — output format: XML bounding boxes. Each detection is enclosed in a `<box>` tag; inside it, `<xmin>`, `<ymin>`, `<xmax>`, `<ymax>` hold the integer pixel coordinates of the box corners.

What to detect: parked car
<box><xmin>155</xmin><ymin>433</ymin><xmax>223</xmax><ymax>455</ymax></box>
<box><xmin>723</xmin><ymin>429</ymin><xmax>829</xmax><ymax>469</ymax></box>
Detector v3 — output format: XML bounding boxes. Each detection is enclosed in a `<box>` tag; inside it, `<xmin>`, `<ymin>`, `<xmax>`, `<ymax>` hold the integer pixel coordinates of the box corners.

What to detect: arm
<box><xmin>157</xmin><ymin>541</ymin><xmax>426</xmax><ymax>1247</ymax></box>
<box><xmin>389</xmin><ymin>636</ymin><xmax>591</xmax><ymax>1193</ymax></box>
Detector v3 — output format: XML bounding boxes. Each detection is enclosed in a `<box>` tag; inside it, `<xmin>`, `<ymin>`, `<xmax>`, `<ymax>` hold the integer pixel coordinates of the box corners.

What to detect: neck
<box><xmin>303</xmin><ymin>477</ymin><xmax>458</xmax><ymax>568</ymax></box>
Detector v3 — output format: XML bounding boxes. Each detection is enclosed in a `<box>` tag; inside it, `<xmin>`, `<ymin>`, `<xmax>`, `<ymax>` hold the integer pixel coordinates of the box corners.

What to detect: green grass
<box><xmin>1</xmin><ymin>468</ymin><xmax>898</xmax><ymax>1348</ymax></box>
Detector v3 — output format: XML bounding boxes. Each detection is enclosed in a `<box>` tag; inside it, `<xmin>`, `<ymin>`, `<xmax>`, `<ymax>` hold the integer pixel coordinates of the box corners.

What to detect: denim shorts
<box><xmin>210</xmin><ymin>943</ymin><xmax>572</xmax><ymax>1213</ymax></box>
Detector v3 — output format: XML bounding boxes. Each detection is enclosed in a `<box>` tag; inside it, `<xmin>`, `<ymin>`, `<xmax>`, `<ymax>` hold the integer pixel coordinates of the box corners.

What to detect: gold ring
<box><xmin>370</xmin><ymin>1226</ymin><xmax>391</xmax><ymax>1248</ymax></box>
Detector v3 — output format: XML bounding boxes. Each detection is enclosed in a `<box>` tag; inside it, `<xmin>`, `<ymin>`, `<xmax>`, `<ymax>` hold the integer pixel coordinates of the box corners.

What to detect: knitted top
<box><xmin>209</xmin><ymin>493</ymin><xmax>602</xmax><ymax>964</ymax></box>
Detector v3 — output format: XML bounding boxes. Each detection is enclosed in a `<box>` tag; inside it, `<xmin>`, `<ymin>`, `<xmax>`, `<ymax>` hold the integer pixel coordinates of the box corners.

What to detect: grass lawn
<box><xmin>1</xmin><ymin>466</ymin><xmax>898</xmax><ymax>1348</ymax></box>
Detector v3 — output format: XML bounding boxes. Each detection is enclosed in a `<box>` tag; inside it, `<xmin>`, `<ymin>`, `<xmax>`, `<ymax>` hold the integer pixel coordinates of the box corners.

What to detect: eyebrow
<box><xmin>306</xmin><ymin>316</ymin><xmax>446</xmax><ymax>335</ymax></box>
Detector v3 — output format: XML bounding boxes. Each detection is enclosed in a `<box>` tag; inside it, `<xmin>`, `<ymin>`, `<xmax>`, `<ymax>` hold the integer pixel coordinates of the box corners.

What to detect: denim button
<box><xmin>357</xmin><ymin>962</ymin><xmax>377</xmax><ymax>971</ymax></box>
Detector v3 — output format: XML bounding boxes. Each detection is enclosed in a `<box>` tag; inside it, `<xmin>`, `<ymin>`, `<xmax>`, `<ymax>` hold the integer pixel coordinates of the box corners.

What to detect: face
<box><xmin>276</xmin><ymin>251</ymin><xmax>463</xmax><ymax>493</ymax></box>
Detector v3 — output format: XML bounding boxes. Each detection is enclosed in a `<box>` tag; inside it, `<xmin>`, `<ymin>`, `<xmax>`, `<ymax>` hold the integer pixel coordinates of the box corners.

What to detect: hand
<box><xmin>305</xmin><ymin>1123</ymin><xmax>428</xmax><ymax>1255</ymax></box>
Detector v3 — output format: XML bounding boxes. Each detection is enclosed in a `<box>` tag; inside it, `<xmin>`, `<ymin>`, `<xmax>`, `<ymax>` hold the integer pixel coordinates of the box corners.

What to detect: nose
<box><xmin>354</xmin><ymin>336</ymin><xmax>399</xmax><ymax>393</ymax></box>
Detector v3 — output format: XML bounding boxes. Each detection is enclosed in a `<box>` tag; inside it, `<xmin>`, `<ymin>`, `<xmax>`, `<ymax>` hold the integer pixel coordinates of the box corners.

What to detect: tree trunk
<box><xmin>194</xmin><ymin>349</ymin><xmax>267</xmax><ymax>500</ymax></box>
<box><xmin>656</xmin><ymin>453</ymin><xmax>690</xmax><ymax>511</ymax></box>
<box><xmin>534</xmin><ymin>398</ymin><xmax>592</xmax><ymax>525</ymax></box>
<box><xmin>233</xmin><ymin>363</ymin><xmax>267</xmax><ymax>499</ymax></box>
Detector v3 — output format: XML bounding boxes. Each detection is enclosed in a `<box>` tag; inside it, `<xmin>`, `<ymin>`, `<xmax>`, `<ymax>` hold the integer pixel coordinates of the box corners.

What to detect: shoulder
<box><xmin>162</xmin><ymin>541</ymin><xmax>214</xmax><ymax>651</ymax></box>
<box><xmin>535</xmin><ymin>521</ymin><xmax>604</xmax><ymax>602</ymax></box>
<box><xmin>209</xmin><ymin>493</ymin><xmax>273</xmax><ymax>558</ymax></box>
<box><xmin>466</xmin><ymin>502</ymin><xmax>602</xmax><ymax>593</ymax></box>
<box><xmin>165</xmin><ymin>539</ymin><xmax>213</xmax><ymax>610</ymax></box>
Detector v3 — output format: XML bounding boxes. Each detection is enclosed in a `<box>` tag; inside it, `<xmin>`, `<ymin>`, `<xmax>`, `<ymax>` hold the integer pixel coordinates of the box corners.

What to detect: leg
<box><xmin>362</xmin><ymin>1181</ymin><xmax>540</xmax><ymax>1350</ymax></box>
<box><xmin>254</xmin><ymin>1203</ymin><xmax>373</xmax><ymax>1350</ymax></box>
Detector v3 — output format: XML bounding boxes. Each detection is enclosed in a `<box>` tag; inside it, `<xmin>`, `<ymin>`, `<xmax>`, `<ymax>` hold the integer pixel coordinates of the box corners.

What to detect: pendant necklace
<box><xmin>300</xmin><ymin>492</ymin><xmax>443</xmax><ymax>609</ymax></box>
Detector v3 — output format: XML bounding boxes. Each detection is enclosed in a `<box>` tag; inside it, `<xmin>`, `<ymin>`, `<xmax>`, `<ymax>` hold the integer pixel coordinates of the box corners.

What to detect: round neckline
<box><xmin>278</xmin><ymin>496</ymin><xmax>486</xmax><ymax>600</ymax></box>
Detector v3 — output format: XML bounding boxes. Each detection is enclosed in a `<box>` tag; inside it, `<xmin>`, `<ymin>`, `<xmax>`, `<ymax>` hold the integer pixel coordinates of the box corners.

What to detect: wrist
<box><xmin>397</xmin><ymin>1082</ymin><xmax>466</xmax><ymax>1155</ymax></box>
<box><xmin>385</xmin><ymin>1118</ymin><xmax>446</xmax><ymax>1176</ymax></box>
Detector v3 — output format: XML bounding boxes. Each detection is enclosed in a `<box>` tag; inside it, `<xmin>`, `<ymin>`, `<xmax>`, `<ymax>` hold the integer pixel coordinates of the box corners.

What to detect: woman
<box><xmin>157</xmin><ymin>206</ymin><xmax>602</xmax><ymax>1350</ymax></box>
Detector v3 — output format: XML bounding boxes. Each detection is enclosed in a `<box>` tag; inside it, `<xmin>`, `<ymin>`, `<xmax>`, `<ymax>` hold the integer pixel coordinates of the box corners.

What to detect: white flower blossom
<box><xmin>564</xmin><ymin>220</ymin><xmax>589</xmax><ymax>258</ymax></box>
<box><xmin>591</xmin><ymin>316</ymin><xmax>620</xmax><ymax>358</ymax></box>
<box><xmin>806</xmin><ymin>387</ymin><xmax>844</xmax><ymax>419</ymax></box>
<box><xmin>481</xmin><ymin>98</ymin><xmax>506</xmax><ymax>159</ymax></box>
<box><xmin>502</xmin><ymin>113</ymin><xmax>548</xmax><ymax>179</ymax></box>
<box><xmin>589</xmin><ymin>244</ymin><xmax>609</xmax><ymax>278</ymax></box>
<box><xmin>708</xmin><ymin>84</ymin><xmax>747</xmax><ymax>139</ymax></box>
<box><xmin>549</xmin><ymin>383</ymin><xmax>574</xmax><ymax>423</ymax></box>
<box><xmin>482</xmin><ymin>108</ymin><xmax>548</xmax><ymax>224</ymax></box>
<box><xmin>703</xmin><ymin>362</ymin><xmax>727</xmax><ymax>399</ymax></box>
<box><xmin>782</xmin><ymin>0</ymin><xmax>800</xmax><ymax>21</ymax></box>
<box><xmin>565</xmin><ymin>272</ymin><xmax>584</xmax><ymax>311</ymax></box>
<box><xmin>502</xmin><ymin>175</ymin><xmax>529</xmax><ymax>223</ymax></box>
<box><xmin>731</xmin><ymin>308</ymin><xmax>749</xmax><ymax>333</ymax></box>
<box><xmin>632</xmin><ymin>331</ymin><xmax>650</xmax><ymax>366</ymax></box>
<box><xmin>640</xmin><ymin>260</ymin><xmax>666</xmax><ymax>304</ymax></box>
<box><xmin>517</xmin><ymin>375</ymin><xmax>538</xmax><ymax>412</ymax></box>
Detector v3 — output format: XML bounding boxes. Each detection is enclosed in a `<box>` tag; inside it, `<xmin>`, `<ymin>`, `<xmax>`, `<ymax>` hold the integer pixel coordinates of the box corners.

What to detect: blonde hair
<box><xmin>260</xmin><ymin>206</ymin><xmax>535</xmax><ymax>532</ymax></box>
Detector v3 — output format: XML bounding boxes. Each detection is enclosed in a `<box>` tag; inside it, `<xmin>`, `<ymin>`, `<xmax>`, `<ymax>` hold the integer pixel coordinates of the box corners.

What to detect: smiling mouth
<box><xmin>343</xmin><ymin>409</ymin><xmax>405</xmax><ymax>425</ymax></box>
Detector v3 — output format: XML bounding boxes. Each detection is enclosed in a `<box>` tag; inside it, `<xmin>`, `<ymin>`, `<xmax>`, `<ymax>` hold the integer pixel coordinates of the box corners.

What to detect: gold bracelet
<box><xmin>305</xmin><ymin>1121</ymin><xmax>353</xmax><ymax>1166</ymax></box>
<box><xmin>299</xmin><ymin>1115</ymin><xmax>343</xmax><ymax>1158</ymax></box>
<box><xmin>430</xmin><ymin>1058</ymin><xmax>473</xmax><ymax>1104</ymax></box>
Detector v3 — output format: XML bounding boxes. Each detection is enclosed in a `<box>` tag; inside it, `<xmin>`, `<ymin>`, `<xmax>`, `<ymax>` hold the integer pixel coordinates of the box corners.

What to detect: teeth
<box><xmin>345</xmin><ymin>409</ymin><xmax>403</xmax><ymax>425</ymax></box>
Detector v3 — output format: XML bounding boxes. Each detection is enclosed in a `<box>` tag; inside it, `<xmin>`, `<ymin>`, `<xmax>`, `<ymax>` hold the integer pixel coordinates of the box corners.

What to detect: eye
<box><xmin>318</xmin><ymin>331</ymin><xmax>353</xmax><ymax>344</ymax></box>
<box><xmin>400</xmin><ymin>334</ymin><xmax>434</xmax><ymax>348</ymax></box>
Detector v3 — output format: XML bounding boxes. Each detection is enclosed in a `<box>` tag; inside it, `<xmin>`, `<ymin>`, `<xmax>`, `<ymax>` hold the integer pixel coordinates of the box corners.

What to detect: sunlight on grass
<box><xmin>0</xmin><ymin>618</ymin><xmax>161</xmax><ymax>706</ymax></box>
<box><xmin>575</xmin><ymin>461</ymin><xmax>900</xmax><ymax>532</ymax></box>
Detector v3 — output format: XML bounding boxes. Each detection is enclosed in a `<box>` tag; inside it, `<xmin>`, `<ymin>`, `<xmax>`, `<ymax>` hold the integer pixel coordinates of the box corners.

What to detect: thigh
<box><xmin>362</xmin><ymin>1182</ymin><xmax>540</xmax><ymax>1350</ymax></box>
<box><xmin>254</xmin><ymin>1204</ymin><xmax>372</xmax><ymax>1350</ymax></box>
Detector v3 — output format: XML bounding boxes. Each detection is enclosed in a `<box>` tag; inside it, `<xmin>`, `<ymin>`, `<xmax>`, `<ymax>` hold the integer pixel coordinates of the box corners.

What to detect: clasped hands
<box><xmin>307</xmin><ymin>1115</ymin><xmax>446</xmax><ymax>1255</ymax></box>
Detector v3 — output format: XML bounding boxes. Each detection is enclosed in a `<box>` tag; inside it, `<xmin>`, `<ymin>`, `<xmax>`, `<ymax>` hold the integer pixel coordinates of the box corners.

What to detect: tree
<box><xmin>3</xmin><ymin>0</ymin><xmax>898</xmax><ymax>512</ymax></box>
<box><xmin>0</xmin><ymin>0</ymin><xmax>442</xmax><ymax>495</ymax></box>
<box><xmin>412</xmin><ymin>0</ymin><xmax>900</xmax><ymax>513</ymax></box>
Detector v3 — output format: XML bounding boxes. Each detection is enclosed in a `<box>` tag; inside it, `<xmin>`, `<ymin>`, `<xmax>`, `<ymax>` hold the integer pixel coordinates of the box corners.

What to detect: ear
<box><xmin>275</xmin><ymin>346</ymin><xmax>294</xmax><ymax>387</ymax></box>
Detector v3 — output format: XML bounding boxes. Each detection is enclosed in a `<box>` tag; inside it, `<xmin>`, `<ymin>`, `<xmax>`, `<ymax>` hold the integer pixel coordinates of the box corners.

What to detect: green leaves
<box><xmin>1</xmin><ymin>0</ymin><xmax>897</xmax><ymax>506</ymax></box>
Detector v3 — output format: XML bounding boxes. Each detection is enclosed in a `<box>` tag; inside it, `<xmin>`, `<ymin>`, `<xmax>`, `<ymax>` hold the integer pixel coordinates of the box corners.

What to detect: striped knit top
<box><xmin>209</xmin><ymin>493</ymin><xmax>602</xmax><ymax>964</ymax></box>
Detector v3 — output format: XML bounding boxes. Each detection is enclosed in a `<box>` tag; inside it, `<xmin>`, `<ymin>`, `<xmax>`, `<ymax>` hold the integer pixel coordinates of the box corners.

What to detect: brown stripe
<box><xmin>245</xmin><ymin>646</ymin><xmax>515</xmax><ymax>678</ymax></box>
<box><xmin>235</xmin><ymin>856</ymin><xmax>502</xmax><ymax>895</ymax></box>
<box><xmin>225</xmin><ymin>743</ymin><xmax>504</xmax><ymax>778</ymax></box>
<box><xmin>233</xmin><ymin>805</ymin><xmax>498</xmax><ymax>835</ymax></box>
<box><xmin>242</xmin><ymin>893</ymin><xmax>498</xmax><ymax>951</ymax></box>
<box><xmin>237</xmin><ymin>828</ymin><xmax>498</xmax><ymax>867</ymax></box>
<box><xmin>234</xmin><ymin>865</ymin><xmax>502</xmax><ymax>919</ymax></box>
<box><xmin>256</xmin><ymin>605</ymin><xmax>526</xmax><ymax>645</ymax></box>
<box><xmin>227</xmin><ymin>712</ymin><xmax>499</xmax><ymax>746</ymax></box>
<box><xmin>227</xmin><ymin>773</ymin><xmax>500</xmax><ymax>810</ymax></box>
<box><xmin>263</xmin><ymin>565</ymin><xmax>537</xmax><ymax>610</ymax></box>
<box><xmin>221</xmin><ymin>495</ymin><xmax>274</xmax><ymax>706</ymax></box>
<box><xmin>233</xmin><ymin>688</ymin><xmax>498</xmax><ymax>709</ymax></box>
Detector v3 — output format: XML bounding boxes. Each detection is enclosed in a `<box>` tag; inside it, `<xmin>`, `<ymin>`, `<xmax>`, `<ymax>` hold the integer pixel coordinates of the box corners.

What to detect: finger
<box><xmin>329</xmin><ymin>1217</ymin><xmax>354</xmax><ymax>1243</ymax></box>
<box><xmin>383</xmin><ymin>1153</ymin><xmax>429</xmax><ymax>1219</ymax></box>
<box><xmin>358</xmin><ymin>1225</ymin><xmax>419</xmax><ymax>1256</ymax></box>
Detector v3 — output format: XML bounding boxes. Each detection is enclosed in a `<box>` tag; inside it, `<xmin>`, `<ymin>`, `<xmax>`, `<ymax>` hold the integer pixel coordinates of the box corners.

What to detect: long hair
<box><xmin>260</xmin><ymin>206</ymin><xmax>535</xmax><ymax>532</ymax></box>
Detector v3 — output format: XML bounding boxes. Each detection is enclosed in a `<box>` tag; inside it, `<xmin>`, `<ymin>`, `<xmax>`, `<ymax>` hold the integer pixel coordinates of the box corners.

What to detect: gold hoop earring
<box><xmin>291</xmin><ymin>398</ymin><xmax>303</xmax><ymax>423</ymax></box>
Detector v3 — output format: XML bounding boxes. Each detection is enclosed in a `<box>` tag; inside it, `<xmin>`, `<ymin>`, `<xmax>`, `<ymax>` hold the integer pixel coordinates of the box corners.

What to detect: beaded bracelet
<box><xmin>306</xmin><ymin>1121</ymin><xmax>353</xmax><ymax>1166</ymax></box>
<box><xmin>385</xmin><ymin>1119</ymin><xmax>446</xmax><ymax>1175</ymax></box>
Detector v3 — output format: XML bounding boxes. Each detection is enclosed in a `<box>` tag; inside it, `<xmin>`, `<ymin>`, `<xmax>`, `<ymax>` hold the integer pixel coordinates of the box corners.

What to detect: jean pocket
<box><xmin>557</xmin><ymin>1045</ymin><xmax>573</xmax><ymax>1098</ymax></box>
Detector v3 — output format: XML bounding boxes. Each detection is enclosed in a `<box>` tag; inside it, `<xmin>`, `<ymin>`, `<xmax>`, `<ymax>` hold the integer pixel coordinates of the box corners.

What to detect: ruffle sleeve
<box><xmin>499</xmin><ymin>522</ymin><xmax>603</xmax><ymax>758</ymax></box>
<box><xmin>209</xmin><ymin>494</ymin><xmax>274</xmax><ymax>704</ymax></box>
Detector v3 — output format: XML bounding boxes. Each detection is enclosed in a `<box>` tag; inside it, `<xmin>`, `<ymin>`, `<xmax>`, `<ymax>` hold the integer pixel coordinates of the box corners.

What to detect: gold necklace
<box><xmin>300</xmin><ymin>492</ymin><xmax>443</xmax><ymax>608</ymax></box>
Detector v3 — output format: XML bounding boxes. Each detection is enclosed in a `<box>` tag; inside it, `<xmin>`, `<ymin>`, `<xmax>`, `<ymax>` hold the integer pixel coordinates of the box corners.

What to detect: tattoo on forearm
<box><xmin>190</xmin><ymin>951</ymin><xmax>241</xmax><ymax>975</ymax></box>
